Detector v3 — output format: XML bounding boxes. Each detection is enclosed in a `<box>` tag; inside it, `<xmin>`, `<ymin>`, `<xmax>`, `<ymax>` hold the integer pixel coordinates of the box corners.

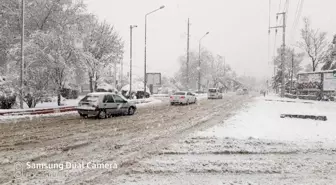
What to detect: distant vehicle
<box><xmin>40</xmin><ymin>95</ymin><xmax>53</xmax><ymax>103</ymax></box>
<box><xmin>170</xmin><ymin>91</ymin><xmax>197</xmax><ymax>105</ymax></box>
<box><xmin>236</xmin><ymin>88</ymin><xmax>249</xmax><ymax>95</ymax></box>
<box><xmin>76</xmin><ymin>92</ymin><xmax>137</xmax><ymax>119</ymax></box>
<box><xmin>207</xmin><ymin>88</ymin><xmax>223</xmax><ymax>99</ymax></box>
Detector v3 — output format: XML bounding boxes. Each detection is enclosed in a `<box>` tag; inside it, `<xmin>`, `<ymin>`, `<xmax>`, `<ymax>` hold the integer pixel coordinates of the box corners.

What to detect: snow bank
<box><xmin>196</xmin><ymin>96</ymin><xmax>336</xmax><ymax>146</ymax></box>
<box><xmin>151</xmin><ymin>94</ymin><xmax>170</xmax><ymax>97</ymax></box>
<box><xmin>0</xmin><ymin>111</ymin><xmax>77</xmax><ymax>122</ymax></box>
<box><xmin>0</xmin><ymin>96</ymin><xmax>84</xmax><ymax>113</ymax></box>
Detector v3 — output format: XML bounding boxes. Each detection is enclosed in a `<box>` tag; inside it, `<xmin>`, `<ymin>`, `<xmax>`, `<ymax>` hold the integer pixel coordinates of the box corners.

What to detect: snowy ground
<box><xmin>113</xmin><ymin>95</ymin><xmax>336</xmax><ymax>185</ymax></box>
<box><xmin>2</xmin><ymin>93</ymin><xmax>333</xmax><ymax>184</ymax></box>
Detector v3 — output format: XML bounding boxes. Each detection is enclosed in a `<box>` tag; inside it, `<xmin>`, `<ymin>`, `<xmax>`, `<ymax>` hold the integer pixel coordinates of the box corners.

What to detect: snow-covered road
<box><xmin>0</xmin><ymin>93</ymin><xmax>249</xmax><ymax>184</ymax></box>
<box><xmin>2</xmin><ymin>94</ymin><xmax>335</xmax><ymax>185</ymax></box>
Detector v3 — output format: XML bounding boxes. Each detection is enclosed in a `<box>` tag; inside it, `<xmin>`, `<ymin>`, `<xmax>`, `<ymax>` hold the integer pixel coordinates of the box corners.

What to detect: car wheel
<box><xmin>97</xmin><ymin>110</ymin><xmax>106</xmax><ymax>119</ymax></box>
<box><xmin>128</xmin><ymin>107</ymin><xmax>135</xmax><ymax>115</ymax></box>
<box><xmin>79</xmin><ymin>113</ymin><xmax>88</xmax><ymax>118</ymax></box>
<box><xmin>170</xmin><ymin>102</ymin><xmax>174</xmax><ymax>105</ymax></box>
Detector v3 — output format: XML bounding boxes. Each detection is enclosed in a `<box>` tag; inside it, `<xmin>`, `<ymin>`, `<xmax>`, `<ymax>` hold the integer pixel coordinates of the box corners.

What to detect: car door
<box><xmin>113</xmin><ymin>94</ymin><xmax>128</xmax><ymax>114</ymax></box>
<box><xmin>103</xmin><ymin>94</ymin><xmax>117</xmax><ymax>115</ymax></box>
<box><xmin>187</xmin><ymin>92</ymin><xmax>192</xmax><ymax>102</ymax></box>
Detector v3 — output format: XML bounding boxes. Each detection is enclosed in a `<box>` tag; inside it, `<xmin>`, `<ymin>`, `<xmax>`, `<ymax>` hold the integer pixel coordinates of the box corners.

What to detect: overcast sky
<box><xmin>84</xmin><ymin>0</ymin><xmax>336</xmax><ymax>80</ymax></box>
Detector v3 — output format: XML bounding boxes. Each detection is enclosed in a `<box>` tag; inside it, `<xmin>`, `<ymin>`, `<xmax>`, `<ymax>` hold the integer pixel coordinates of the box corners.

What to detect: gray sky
<box><xmin>84</xmin><ymin>0</ymin><xmax>336</xmax><ymax>79</ymax></box>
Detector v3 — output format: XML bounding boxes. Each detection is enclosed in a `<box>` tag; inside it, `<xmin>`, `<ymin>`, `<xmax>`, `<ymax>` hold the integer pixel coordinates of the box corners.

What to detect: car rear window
<box><xmin>174</xmin><ymin>92</ymin><xmax>186</xmax><ymax>95</ymax></box>
<box><xmin>208</xmin><ymin>89</ymin><xmax>217</xmax><ymax>93</ymax></box>
<box><xmin>81</xmin><ymin>95</ymin><xmax>99</xmax><ymax>102</ymax></box>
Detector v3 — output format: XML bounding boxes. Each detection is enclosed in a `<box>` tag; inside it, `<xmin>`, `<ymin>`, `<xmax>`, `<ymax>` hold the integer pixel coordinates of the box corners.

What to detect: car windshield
<box><xmin>174</xmin><ymin>92</ymin><xmax>186</xmax><ymax>95</ymax></box>
<box><xmin>208</xmin><ymin>89</ymin><xmax>217</xmax><ymax>93</ymax></box>
<box><xmin>81</xmin><ymin>95</ymin><xmax>99</xmax><ymax>102</ymax></box>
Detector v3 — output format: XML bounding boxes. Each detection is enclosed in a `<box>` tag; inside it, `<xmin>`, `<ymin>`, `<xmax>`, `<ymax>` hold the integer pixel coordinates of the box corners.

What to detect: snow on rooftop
<box><xmin>121</xmin><ymin>82</ymin><xmax>151</xmax><ymax>94</ymax></box>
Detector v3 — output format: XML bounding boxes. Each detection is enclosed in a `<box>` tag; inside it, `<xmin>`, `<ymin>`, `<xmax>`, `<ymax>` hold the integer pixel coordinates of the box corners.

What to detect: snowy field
<box><xmin>114</xmin><ymin>95</ymin><xmax>336</xmax><ymax>185</ymax></box>
<box><xmin>197</xmin><ymin>95</ymin><xmax>336</xmax><ymax>145</ymax></box>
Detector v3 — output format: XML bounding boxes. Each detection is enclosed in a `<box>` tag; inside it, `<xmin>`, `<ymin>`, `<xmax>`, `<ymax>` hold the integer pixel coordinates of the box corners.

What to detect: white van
<box><xmin>207</xmin><ymin>88</ymin><xmax>223</xmax><ymax>99</ymax></box>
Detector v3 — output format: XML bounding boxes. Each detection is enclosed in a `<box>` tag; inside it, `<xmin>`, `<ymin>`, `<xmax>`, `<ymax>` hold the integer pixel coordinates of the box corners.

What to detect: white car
<box><xmin>207</xmin><ymin>88</ymin><xmax>223</xmax><ymax>99</ymax></box>
<box><xmin>170</xmin><ymin>91</ymin><xmax>197</xmax><ymax>105</ymax></box>
<box><xmin>76</xmin><ymin>92</ymin><xmax>137</xmax><ymax>119</ymax></box>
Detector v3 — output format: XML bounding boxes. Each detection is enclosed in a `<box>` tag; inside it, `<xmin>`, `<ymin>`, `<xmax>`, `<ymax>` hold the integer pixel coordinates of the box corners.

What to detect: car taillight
<box><xmin>180</xmin><ymin>96</ymin><xmax>185</xmax><ymax>99</ymax></box>
<box><xmin>170</xmin><ymin>96</ymin><xmax>173</xmax><ymax>99</ymax></box>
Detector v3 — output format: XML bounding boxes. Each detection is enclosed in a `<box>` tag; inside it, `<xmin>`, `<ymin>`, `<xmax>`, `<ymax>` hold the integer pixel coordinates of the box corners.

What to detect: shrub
<box><xmin>61</xmin><ymin>88</ymin><xmax>79</xmax><ymax>99</ymax></box>
<box><xmin>0</xmin><ymin>95</ymin><xmax>16</xmax><ymax>109</ymax></box>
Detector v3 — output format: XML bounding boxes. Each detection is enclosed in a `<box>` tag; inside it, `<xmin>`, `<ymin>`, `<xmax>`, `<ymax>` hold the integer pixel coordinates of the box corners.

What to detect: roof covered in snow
<box><xmin>121</xmin><ymin>82</ymin><xmax>151</xmax><ymax>94</ymax></box>
<box><xmin>298</xmin><ymin>70</ymin><xmax>336</xmax><ymax>75</ymax></box>
<box><xmin>96</xmin><ymin>82</ymin><xmax>117</xmax><ymax>92</ymax></box>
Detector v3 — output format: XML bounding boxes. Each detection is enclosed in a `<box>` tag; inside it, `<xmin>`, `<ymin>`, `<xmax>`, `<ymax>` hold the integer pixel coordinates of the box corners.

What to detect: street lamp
<box><xmin>198</xmin><ymin>31</ymin><xmax>209</xmax><ymax>92</ymax></box>
<box><xmin>129</xmin><ymin>25</ymin><xmax>137</xmax><ymax>98</ymax></box>
<box><xmin>144</xmin><ymin>5</ymin><xmax>165</xmax><ymax>97</ymax></box>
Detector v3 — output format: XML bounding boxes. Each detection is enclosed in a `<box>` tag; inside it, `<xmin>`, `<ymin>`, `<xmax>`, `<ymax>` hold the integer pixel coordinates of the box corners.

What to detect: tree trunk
<box><xmin>94</xmin><ymin>74</ymin><xmax>99</xmax><ymax>91</ymax></box>
<box><xmin>313</xmin><ymin>61</ymin><xmax>316</xmax><ymax>72</ymax></box>
<box><xmin>89</xmin><ymin>75</ymin><xmax>93</xmax><ymax>93</ymax></box>
<box><xmin>57</xmin><ymin>90</ymin><xmax>61</xmax><ymax>106</ymax></box>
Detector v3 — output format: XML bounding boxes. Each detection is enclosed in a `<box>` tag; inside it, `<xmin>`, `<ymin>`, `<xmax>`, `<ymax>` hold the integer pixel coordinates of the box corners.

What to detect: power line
<box><xmin>290</xmin><ymin>0</ymin><xmax>301</xmax><ymax>42</ymax></box>
<box><xmin>290</xmin><ymin>0</ymin><xmax>304</xmax><ymax>43</ymax></box>
<box><xmin>268</xmin><ymin>0</ymin><xmax>271</xmax><ymax>65</ymax></box>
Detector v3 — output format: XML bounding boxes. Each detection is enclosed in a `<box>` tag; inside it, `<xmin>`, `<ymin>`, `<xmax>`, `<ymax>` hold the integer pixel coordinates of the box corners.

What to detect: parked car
<box><xmin>207</xmin><ymin>88</ymin><xmax>223</xmax><ymax>99</ymax></box>
<box><xmin>170</xmin><ymin>91</ymin><xmax>197</xmax><ymax>105</ymax></box>
<box><xmin>76</xmin><ymin>92</ymin><xmax>137</xmax><ymax>119</ymax></box>
<box><xmin>236</xmin><ymin>88</ymin><xmax>249</xmax><ymax>95</ymax></box>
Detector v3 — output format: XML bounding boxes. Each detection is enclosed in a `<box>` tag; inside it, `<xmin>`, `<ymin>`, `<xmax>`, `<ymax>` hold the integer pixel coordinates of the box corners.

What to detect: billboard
<box><xmin>323</xmin><ymin>72</ymin><xmax>336</xmax><ymax>91</ymax></box>
<box><xmin>146</xmin><ymin>73</ymin><xmax>161</xmax><ymax>94</ymax></box>
<box><xmin>146</xmin><ymin>73</ymin><xmax>161</xmax><ymax>86</ymax></box>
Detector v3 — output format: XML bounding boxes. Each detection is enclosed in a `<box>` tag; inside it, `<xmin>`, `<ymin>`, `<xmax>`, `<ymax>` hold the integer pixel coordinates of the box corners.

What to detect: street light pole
<box><xmin>130</xmin><ymin>25</ymin><xmax>137</xmax><ymax>97</ymax></box>
<box><xmin>20</xmin><ymin>0</ymin><xmax>25</xmax><ymax>109</ymax></box>
<box><xmin>198</xmin><ymin>32</ymin><xmax>209</xmax><ymax>92</ymax></box>
<box><xmin>144</xmin><ymin>5</ymin><xmax>165</xmax><ymax>98</ymax></box>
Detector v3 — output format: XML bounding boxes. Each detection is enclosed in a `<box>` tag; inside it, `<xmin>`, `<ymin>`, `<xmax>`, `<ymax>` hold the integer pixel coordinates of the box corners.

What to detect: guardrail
<box><xmin>0</xmin><ymin>106</ymin><xmax>77</xmax><ymax>116</ymax></box>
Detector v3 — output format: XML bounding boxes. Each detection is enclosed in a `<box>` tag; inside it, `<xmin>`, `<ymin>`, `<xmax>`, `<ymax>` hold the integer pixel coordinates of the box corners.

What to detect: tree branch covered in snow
<box><xmin>1</xmin><ymin>0</ymin><xmax>124</xmax><ymax>108</ymax></box>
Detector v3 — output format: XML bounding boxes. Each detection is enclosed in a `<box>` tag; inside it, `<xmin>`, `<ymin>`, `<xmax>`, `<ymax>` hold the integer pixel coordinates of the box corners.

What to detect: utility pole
<box><xmin>129</xmin><ymin>25</ymin><xmax>137</xmax><ymax>97</ymax></box>
<box><xmin>186</xmin><ymin>18</ymin><xmax>190</xmax><ymax>90</ymax></box>
<box><xmin>144</xmin><ymin>6</ymin><xmax>165</xmax><ymax>97</ymax></box>
<box><xmin>269</xmin><ymin>12</ymin><xmax>286</xmax><ymax>97</ymax></box>
<box><xmin>20</xmin><ymin>0</ymin><xmax>24</xmax><ymax>109</ymax></box>
<box><xmin>119</xmin><ymin>60</ymin><xmax>124</xmax><ymax>88</ymax></box>
<box><xmin>198</xmin><ymin>32</ymin><xmax>209</xmax><ymax>92</ymax></box>
<box><xmin>198</xmin><ymin>42</ymin><xmax>201</xmax><ymax>92</ymax></box>
<box><xmin>114</xmin><ymin>59</ymin><xmax>117</xmax><ymax>89</ymax></box>
<box><xmin>290</xmin><ymin>50</ymin><xmax>294</xmax><ymax>94</ymax></box>
<box><xmin>223</xmin><ymin>56</ymin><xmax>226</xmax><ymax>76</ymax></box>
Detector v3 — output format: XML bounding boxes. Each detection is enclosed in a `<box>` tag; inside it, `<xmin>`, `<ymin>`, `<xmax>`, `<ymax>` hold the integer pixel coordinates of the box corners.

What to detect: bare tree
<box><xmin>298</xmin><ymin>17</ymin><xmax>329</xmax><ymax>71</ymax></box>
